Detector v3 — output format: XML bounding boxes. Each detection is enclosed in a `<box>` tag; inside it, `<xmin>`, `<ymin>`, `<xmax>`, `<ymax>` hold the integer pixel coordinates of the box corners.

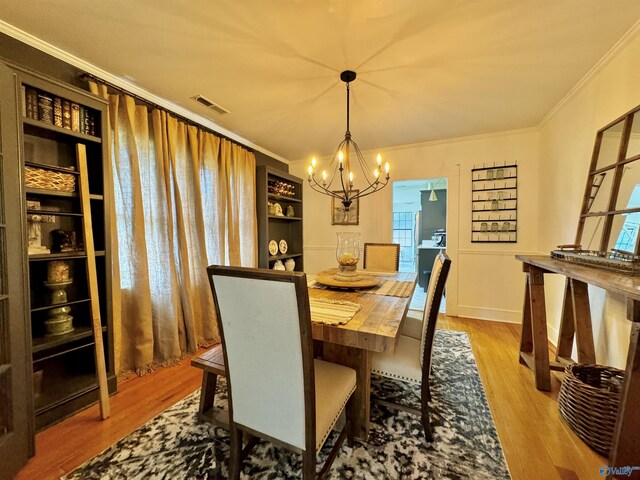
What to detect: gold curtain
<box><xmin>89</xmin><ymin>82</ymin><xmax>257</xmax><ymax>374</ymax></box>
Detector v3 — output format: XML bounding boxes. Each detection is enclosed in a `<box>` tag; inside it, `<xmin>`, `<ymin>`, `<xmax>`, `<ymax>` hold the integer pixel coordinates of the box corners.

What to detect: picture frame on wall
<box><xmin>331</xmin><ymin>190</ymin><xmax>359</xmax><ymax>225</ymax></box>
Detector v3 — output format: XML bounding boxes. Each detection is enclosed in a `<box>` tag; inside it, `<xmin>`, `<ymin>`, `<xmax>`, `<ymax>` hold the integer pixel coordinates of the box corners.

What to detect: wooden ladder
<box><xmin>76</xmin><ymin>143</ymin><xmax>110</xmax><ymax>419</ymax></box>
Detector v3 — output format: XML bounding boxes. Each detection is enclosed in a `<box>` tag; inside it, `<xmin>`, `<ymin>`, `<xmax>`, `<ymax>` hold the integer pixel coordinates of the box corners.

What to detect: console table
<box><xmin>516</xmin><ymin>255</ymin><xmax>639</xmax><ymax>475</ymax></box>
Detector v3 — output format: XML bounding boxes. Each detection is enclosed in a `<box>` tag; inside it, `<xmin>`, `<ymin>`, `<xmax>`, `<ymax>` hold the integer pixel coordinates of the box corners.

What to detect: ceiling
<box><xmin>2</xmin><ymin>1</ymin><xmax>640</xmax><ymax>162</ymax></box>
<box><xmin>393</xmin><ymin>178</ymin><xmax>447</xmax><ymax>206</ymax></box>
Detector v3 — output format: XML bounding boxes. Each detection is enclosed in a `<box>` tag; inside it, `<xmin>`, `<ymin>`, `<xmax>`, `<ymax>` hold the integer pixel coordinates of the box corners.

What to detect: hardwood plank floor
<box><xmin>15</xmin><ymin>316</ymin><xmax>605</xmax><ymax>480</ymax></box>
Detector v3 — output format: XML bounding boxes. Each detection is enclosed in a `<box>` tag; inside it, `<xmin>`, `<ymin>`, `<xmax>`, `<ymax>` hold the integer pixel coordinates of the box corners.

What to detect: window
<box><xmin>393</xmin><ymin>212</ymin><xmax>413</xmax><ymax>247</ymax></box>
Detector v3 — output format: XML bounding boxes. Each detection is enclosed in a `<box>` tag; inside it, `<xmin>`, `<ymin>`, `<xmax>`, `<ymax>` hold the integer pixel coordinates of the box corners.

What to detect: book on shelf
<box><xmin>62</xmin><ymin>100</ymin><xmax>71</xmax><ymax>129</ymax></box>
<box><xmin>83</xmin><ymin>108</ymin><xmax>91</xmax><ymax>135</ymax></box>
<box><xmin>37</xmin><ymin>93</ymin><xmax>53</xmax><ymax>124</ymax></box>
<box><xmin>53</xmin><ymin>97</ymin><xmax>63</xmax><ymax>128</ymax></box>
<box><xmin>21</xmin><ymin>85</ymin><xmax>26</xmax><ymax>117</ymax></box>
<box><xmin>24</xmin><ymin>87</ymin><xmax>39</xmax><ymax>120</ymax></box>
<box><xmin>79</xmin><ymin>106</ymin><xmax>85</xmax><ymax>134</ymax></box>
<box><xmin>71</xmin><ymin>103</ymin><xmax>80</xmax><ymax>132</ymax></box>
<box><xmin>88</xmin><ymin>114</ymin><xmax>95</xmax><ymax>136</ymax></box>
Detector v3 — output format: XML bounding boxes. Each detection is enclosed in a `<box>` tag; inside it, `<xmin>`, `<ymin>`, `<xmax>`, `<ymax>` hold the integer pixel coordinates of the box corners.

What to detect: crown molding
<box><xmin>290</xmin><ymin>127</ymin><xmax>539</xmax><ymax>164</ymax></box>
<box><xmin>0</xmin><ymin>20</ymin><xmax>290</xmax><ymax>164</ymax></box>
<box><xmin>538</xmin><ymin>18</ymin><xmax>640</xmax><ymax>128</ymax></box>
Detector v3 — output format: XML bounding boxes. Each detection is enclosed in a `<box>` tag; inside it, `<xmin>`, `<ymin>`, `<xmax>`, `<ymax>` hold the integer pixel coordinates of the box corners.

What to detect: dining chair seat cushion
<box><xmin>400</xmin><ymin>311</ymin><xmax>423</xmax><ymax>341</ymax></box>
<box><xmin>371</xmin><ymin>335</ymin><xmax>421</xmax><ymax>385</ymax></box>
<box><xmin>314</xmin><ymin>358</ymin><xmax>356</xmax><ymax>451</ymax></box>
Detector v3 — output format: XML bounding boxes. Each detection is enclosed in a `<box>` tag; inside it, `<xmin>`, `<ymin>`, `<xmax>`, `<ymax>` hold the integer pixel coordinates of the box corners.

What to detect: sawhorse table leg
<box><xmin>519</xmin><ymin>265</ymin><xmax>551</xmax><ymax>391</ymax></box>
<box><xmin>608</xmin><ymin>301</ymin><xmax>640</xmax><ymax>479</ymax></box>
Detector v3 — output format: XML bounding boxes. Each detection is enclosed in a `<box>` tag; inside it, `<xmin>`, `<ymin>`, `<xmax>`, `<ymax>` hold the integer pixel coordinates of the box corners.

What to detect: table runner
<box><xmin>309</xmin><ymin>297</ymin><xmax>361</xmax><ymax>325</ymax></box>
<box><xmin>307</xmin><ymin>274</ymin><xmax>414</xmax><ymax>298</ymax></box>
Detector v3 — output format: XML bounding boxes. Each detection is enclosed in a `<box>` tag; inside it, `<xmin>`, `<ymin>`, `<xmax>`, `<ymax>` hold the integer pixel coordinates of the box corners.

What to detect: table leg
<box><xmin>570</xmin><ymin>279</ymin><xmax>596</xmax><ymax>363</ymax></box>
<box><xmin>528</xmin><ymin>267</ymin><xmax>551</xmax><ymax>391</ymax></box>
<box><xmin>556</xmin><ymin>278</ymin><xmax>575</xmax><ymax>361</ymax></box>
<box><xmin>608</xmin><ymin>304</ymin><xmax>640</xmax><ymax>479</ymax></box>
<box><xmin>519</xmin><ymin>277</ymin><xmax>533</xmax><ymax>365</ymax></box>
<box><xmin>322</xmin><ymin>343</ymin><xmax>371</xmax><ymax>440</ymax></box>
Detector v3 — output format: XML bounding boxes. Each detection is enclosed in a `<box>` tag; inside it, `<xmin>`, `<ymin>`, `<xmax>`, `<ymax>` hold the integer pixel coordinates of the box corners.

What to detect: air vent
<box><xmin>191</xmin><ymin>95</ymin><xmax>230</xmax><ymax>115</ymax></box>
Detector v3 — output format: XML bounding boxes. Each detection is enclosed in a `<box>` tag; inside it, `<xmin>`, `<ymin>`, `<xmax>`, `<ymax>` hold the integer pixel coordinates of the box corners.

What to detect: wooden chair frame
<box><xmin>363</xmin><ymin>243</ymin><xmax>401</xmax><ymax>271</ymax></box>
<box><xmin>207</xmin><ymin>265</ymin><xmax>353</xmax><ymax>480</ymax></box>
<box><xmin>374</xmin><ymin>251</ymin><xmax>451</xmax><ymax>441</ymax></box>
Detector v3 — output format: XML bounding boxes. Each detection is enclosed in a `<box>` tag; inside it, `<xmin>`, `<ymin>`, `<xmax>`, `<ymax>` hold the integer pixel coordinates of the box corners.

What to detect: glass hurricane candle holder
<box><xmin>335</xmin><ymin>232</ymin><xmax>361</xmax><ymax>281</ymax></box>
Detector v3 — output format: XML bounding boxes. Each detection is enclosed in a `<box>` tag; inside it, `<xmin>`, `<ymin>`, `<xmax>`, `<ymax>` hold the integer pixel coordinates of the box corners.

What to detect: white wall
<box><xmin>292</xmin><ymin>27</ymin><xmax>640</xmax><ymax>368</ymax></box>
<box><xmin>291</xmin><ymin>128</ymin><xmax>540</xmax><ymax>322</ymax></box>
<box><xmin>537</xmin><ymin>28</ymin><xmax>640</xmax><ymax>369</ymax></box>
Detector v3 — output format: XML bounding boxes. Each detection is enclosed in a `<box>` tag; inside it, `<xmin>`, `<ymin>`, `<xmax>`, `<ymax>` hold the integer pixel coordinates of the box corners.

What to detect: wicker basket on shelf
<box><xmin>25</xmin><ymin>166</ymin><xmax>76</xmax><ymax>192</ymax></box>
<box><xmin>558</xmin><ymin>363</ymin><xmax>624</xmax><ymax>456</ymax></box>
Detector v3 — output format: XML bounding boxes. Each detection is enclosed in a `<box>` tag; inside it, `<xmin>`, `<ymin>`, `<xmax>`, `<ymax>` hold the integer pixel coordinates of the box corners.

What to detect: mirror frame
<box><xmin>576</xmin><ymin>104</ymin><xmax>640</xmax><ymax>254</ymax></box>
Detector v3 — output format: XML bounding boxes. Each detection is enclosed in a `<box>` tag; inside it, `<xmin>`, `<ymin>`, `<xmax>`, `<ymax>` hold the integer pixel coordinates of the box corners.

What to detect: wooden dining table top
<box><xmin>309</xmin><ymin>270</ymin><xmax>418</xmax><ymax>354</ymax></box>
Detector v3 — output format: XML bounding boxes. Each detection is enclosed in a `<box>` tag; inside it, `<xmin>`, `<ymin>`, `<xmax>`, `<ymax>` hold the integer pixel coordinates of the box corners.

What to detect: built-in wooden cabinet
<box><xmin>0</xmin><ymin>63</ymin><xmax>116</xmax><ymax>439</ymax></box>
<box><xmin>256</xmin><ymin>166</ymin><xmax>304</xmax><ymax>271</ymax></box>
<box><xmin>0</xmin><ymin>62</ymin><xmax>32</xmax><ymax>480</ymax></box>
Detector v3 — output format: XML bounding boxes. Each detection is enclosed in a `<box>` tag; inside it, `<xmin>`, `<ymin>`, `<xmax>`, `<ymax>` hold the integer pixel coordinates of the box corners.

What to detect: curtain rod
<box><xmin>79</xmin><ymin>72</ymin><xmax>252</xmax><ymax>152</ymax></box>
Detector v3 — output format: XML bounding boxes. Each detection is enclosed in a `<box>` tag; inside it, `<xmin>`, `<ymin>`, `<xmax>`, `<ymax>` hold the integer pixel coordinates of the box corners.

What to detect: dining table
<box><xmin>309</xmin><ymin>269</ymin><xmax>418</xmax><ymax>440</ymax></box>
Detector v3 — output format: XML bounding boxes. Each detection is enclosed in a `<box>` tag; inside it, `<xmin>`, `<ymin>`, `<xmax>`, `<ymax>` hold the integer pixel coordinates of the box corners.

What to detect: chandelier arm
<box><xmin>350</xmin><ymin>181</ymin><xmax>381</xmax><ymax>198</ymax></box>
<box><xmin>351</xmin><ymin>141</ymin><xmax>377</xmax><ymax>185</ymax></box>
<box><xmin>308</xmin><ymin>179</ymin><xmax>344</xmax><ymax>199</ymax></box>
<box><xmin>350</xmin><ymin>179</ymin><xmax>390</xmax><ymax>200</ymax></box>
<box><xmin>323</xmin><ymin>138</ymin><xmax>350</xmax><ymax>187</ymax></box>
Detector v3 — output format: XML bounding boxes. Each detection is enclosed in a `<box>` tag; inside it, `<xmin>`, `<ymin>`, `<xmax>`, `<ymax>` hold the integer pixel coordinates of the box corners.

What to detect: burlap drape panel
<box><xmin>89</xmin><ymin>82</ymin><xmax>257</xmax><ymax>374</ymax></box>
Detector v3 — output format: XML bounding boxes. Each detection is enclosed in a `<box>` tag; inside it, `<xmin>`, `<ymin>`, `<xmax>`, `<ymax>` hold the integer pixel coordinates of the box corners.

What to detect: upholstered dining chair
<box><xmin>207</xmin><ymin>266</ymin><xmax>357</xmax><ymax>480</ymax></box>
<box><xmin>370</xmin><ymin>251</ymin><xmax>451</xmax><ymax>441</ymax></box>
<box><xmin>363</xmin><ymin>243</ymin><xmax>401</xmax><ymax>272</ymax></box>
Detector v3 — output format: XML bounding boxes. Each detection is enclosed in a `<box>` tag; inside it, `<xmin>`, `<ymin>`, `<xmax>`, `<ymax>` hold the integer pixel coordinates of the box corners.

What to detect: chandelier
<box><xmin>307</xmin><ymin>70</ymin><xmax>390</xmax><ymax>211</ymax></box>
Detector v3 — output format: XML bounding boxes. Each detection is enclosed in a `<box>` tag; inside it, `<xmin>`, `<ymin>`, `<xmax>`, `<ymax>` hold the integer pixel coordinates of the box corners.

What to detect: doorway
<box><xmin>392</xmin><ymin>178</ymin><xmax>448</xmax><ymax>312</ymax></box>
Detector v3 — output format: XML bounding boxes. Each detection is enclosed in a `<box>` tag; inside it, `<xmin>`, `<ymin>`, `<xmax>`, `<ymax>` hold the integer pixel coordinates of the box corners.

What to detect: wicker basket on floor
<box><xmin>558</xmin><ymin>363</ymin><xmax>624</xmax><ymax>456</ymax></box>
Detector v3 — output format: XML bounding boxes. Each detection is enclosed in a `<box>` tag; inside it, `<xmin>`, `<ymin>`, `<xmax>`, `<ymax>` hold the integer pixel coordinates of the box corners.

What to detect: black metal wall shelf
<box><xmin>471</xmin><ymin>163</ymin><xmax>518</xmax><ymax>243</ymax></box>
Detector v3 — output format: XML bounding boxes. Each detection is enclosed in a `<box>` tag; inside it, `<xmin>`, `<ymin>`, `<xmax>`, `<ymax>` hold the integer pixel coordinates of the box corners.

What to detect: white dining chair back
<box><xmin>363</xmin><ymin>243</ymin><xmax>400</xmax><ymax>272</ymax></box>
<box><xmin>208</xmin><ymin>266</ymin><xmax>356</xmax><ymax>479</ymax></box>
<box><xmin>370</xmin><ymin>251</ymin><xmax>451</xmax><ymax>442</ymax></box>
<box><xmin>210</xmin><ymin>271</ymin><xmax>308</xmax><ymax>449</ymax></box>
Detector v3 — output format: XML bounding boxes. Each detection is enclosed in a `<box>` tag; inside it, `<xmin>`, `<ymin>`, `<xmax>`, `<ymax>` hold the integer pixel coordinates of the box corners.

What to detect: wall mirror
<box><xmin>625</xmin><ymin>109</ymin><xmax>640</xmax><ymax>158</ymax></box>
<box><xmin>553</xmin><ymin>103</ymin><xmax>640</xmax><ymax>274</ymax></box>
<box><xmin>594</xmin><ymin>119</ymin><xmax>625</xmax><ymax>171</ymax></box>
<box><xmin>587</xmin><ymin>171</ymin><xmax>613</xmax><ymax>213</ymax></box>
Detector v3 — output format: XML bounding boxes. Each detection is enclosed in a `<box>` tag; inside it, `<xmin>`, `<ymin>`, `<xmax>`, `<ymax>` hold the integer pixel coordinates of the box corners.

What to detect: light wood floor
<box><xmin>15</xmin><ymin>316</ymin><xmax>605</xmax><ymax>480</ymax></box>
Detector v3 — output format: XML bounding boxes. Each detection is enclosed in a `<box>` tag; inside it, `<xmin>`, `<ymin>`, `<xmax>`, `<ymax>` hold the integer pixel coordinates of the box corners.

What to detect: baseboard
<box><xmin>457</xmin><ymin>304</ymin><xmax>521</xmax><ymax>324</ymax></box>
<box><xmin>546</xmin><ymin>323</ymin><xmax>559</xmax><ymax>348</ymax></box>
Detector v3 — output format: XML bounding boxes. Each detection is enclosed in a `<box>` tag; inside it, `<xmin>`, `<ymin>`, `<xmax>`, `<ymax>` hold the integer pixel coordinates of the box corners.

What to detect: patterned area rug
<box><xmin>65</xmin><ymin>330</ymin><xmax>510</xmax><ymax>479</ymax></box>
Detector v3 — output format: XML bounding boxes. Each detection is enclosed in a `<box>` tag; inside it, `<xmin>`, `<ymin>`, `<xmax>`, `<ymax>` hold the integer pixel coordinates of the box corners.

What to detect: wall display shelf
<box><xmin>256</xmin><ymin>166</ymin><xmax>304</xmax><ymax>271</ymax></box>
<box><xmin>471</xmin><ymin>164</ymin><xmax>518</xmax><ymax>243</ymax></box>
<box><xmin>0</xmin><ymin>64</ymin><xmax>116</xmax><ymax>437</ymax></box>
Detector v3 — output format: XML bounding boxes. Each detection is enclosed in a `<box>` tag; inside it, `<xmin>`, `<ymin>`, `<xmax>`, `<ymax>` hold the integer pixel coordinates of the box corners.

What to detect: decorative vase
<box><xmin>284</xmin><ymin>258</ymin><xmax>295</xmax><ymax>271</ymax></box>
<box><xmin>286</xmin><ymin>205</ymin><xmax>295</xmax><ymax>217</ymax></box>
<box><xmin>43</xmin><ymin>278</ymin><xmax>74</xmax><ymax>336</ymax></box>
<box><xmin>334</xmin><ymin>232</ymin><xmax>360</xmax><ymax>282</ymax></box>
<box><xmin>273</xmin><ymin>260</ymin><xmax>285</xmax><ymax>271</ymax></box>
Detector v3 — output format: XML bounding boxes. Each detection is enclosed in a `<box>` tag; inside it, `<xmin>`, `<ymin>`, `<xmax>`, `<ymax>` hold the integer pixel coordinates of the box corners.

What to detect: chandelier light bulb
<box><xmin>322</xmin><ymin>170</ymin><xmax>327</xmax><ymax>180</ymax></box>
<box><xmin>385</xmin><ymin>162</ymin><xmax>390</xmax><ymax>174</ymax></box>
<box><xmin>349</xmin><ymin>171</ymin><xmax>354</xmax><ymax>183</ymax></box>
<box><xmin>312</xmin><ymin>157</ymin><xmax>317</xmax><ymax>168</ymax></box>
<box><xmin>308</xmin><ymin>165</ymin><xmax>313</xmax><ymax>176</ymax></box>
<box><xmin>374</xmin><ymin>169</ymin><xmax>380</xmax><ymax>179</ymax></box>
<box><xmin>377</xmin><ymin>154</ymin><xmax>382</xmax><ymax>165</ymax></box>
<box><xmin>338</xmin><ymin>151</ymin><xmax>344</xmax><ymax>163</ymax></box>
